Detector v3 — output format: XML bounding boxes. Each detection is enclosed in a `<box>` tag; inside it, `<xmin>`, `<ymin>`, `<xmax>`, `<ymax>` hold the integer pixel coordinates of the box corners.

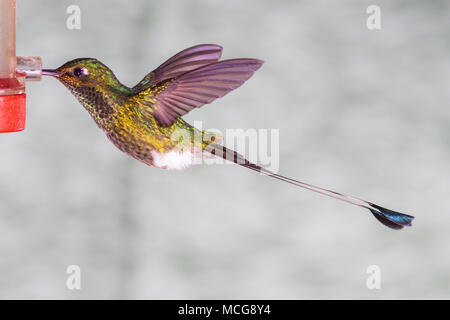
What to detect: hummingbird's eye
<box><xmin>73</xmin><ymin>67</ymin><xmax>88</xmax><ymax>77</ymax></box>
<box><xmin>73</xmin><ymin>67</ymin><xmax>83</xmax><ymax>77</ymax></box>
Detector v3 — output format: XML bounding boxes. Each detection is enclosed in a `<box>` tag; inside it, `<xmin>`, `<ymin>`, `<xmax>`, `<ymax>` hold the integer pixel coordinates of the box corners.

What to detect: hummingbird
<box><xmin>42</xmin><ymin>44</ymin><xmax>414</xmax><ymax>230</ymax></box>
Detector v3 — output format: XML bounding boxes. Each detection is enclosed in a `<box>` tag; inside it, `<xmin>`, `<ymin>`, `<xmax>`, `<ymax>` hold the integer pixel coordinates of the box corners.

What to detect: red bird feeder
<box><xmin>0</xmin><ymin>0</ymin><xmax>42</xmax><ymax>133</ymax></box>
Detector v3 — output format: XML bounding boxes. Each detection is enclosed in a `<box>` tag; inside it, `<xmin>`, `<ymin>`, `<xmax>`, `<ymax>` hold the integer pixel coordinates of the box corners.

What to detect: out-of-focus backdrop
<box><xmin>0</xmin><ymin>0</ymin><xmax>448</xmax><ymax>299</ymax></box>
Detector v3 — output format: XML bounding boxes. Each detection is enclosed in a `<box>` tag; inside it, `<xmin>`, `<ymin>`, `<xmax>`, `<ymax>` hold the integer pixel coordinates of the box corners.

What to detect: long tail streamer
<box><xmin>206</xmin><ymin>144</ymin><xmax>414</xmax><ymax>230</ymax></box>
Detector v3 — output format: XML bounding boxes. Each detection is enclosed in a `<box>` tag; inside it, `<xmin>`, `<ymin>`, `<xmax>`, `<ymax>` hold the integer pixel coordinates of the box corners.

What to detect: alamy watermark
<box><xmin>66</xmin><ymin>5</ymin><xmax>81</xmax><ymax>30</ymax></box>
<box><xmin>170</xmin><ymin>121</ymin><xmax>280</xmax><ymax>173</ymax></box>
<box><xmin>366</xmin><ymin>265</ymin><xmax>381</xmax><ymax>290</ymax></box>
<box><xmin>366</xmin><ymin>5</ymin><xmax>381</xmax><ymax>30</ymax></box>
<box><xmin>66</xmin><ymin>265</ymin><xmax>81</xmax><ymax>290</ymax></box>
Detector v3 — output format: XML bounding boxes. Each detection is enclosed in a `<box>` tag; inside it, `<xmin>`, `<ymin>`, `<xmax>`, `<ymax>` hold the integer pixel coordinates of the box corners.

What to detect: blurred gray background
<box><xmin>0</xmin><ymin>0</ymin><xmax>448</xmax><ymax>299</ymax></box>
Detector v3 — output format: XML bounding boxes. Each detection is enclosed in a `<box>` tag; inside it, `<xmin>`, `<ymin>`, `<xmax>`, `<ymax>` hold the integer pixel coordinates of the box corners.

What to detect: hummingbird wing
<box><xmin>132</xmin><ymin>44</ymin><xmax>223</xmax><ymax>92</ymax></box>
<box><xmin>138</xmin><ymin>58</ymin><xmax>264</xmax><ymax>126</ymax></box>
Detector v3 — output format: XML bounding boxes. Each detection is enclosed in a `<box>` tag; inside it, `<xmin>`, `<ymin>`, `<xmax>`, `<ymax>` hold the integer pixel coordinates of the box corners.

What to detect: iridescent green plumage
<box><xmin>49</xmin><ymin>56</ymin><xmax>222</xmax><ymax>168</ymax></box>
<box><xmin>44</xmin><ymin>45</ymin><xmax>263</xmax><ymax>168</ymax></box>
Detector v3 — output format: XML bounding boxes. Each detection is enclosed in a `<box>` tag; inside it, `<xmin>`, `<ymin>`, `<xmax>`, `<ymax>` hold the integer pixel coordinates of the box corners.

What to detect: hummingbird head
<box><xmin>43</xmin><ymin>58</ymin><xmax>123</xmax><ymax>92</ymax></box>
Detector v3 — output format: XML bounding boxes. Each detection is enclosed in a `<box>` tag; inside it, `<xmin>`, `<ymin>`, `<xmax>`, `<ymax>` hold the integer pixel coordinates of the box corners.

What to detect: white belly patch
<box><xmin>151</xmin><ymin>149</ymin><xmax>194</xmax><ymax>170</ymax></box>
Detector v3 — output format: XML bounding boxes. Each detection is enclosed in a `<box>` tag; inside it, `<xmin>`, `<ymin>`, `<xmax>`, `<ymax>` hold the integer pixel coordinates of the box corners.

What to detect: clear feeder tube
<box><xmin>0</xmin><ymin>0</ymin><xmax>26</xmax><ymax>133</ymax></box>
<box><xmin>0</xmin><ymin>0</ymin><xmax>16</xmax><ymax>79</ymax></box>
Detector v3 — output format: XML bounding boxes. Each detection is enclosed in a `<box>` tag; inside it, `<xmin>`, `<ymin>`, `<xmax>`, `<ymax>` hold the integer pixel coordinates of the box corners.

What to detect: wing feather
<box><xmin>133</xmin><ymin>47</ymin><xmax>264</xmax><ymax>126</ymax></box>
<box><xmin>149</xmin><ymin>58</ymin><xmax>264</xmax><ymax>125</ymax></box>
<box><xmin>132</xmin><ymin>44</ymin><xmax>223</xmax><ymax>92</ymax></box>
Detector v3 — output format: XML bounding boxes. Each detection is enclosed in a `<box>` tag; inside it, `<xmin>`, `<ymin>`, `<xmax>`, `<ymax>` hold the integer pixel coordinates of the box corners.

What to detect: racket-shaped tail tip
<box><xmin>368</xmin><ymin>203</ymin><xmax>414</xmax><ymax>230</ymax></box>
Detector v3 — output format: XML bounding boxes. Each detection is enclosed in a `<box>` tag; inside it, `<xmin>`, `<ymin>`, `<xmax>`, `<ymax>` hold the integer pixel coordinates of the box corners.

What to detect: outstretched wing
<box><xmin>132</xmin><ymin>44</ymin><xmax>223</xmax><ymax>92</ymax></box>
<box><xmin>137</xmin><ymin>58</ymin><xmax>264</xmax><ymax>126</ymax></box>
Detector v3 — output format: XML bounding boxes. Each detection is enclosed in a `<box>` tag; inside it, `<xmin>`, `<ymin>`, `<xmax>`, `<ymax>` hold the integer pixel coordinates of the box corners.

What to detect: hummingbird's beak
<box><xmin>42</xmin><ymin>69</ymin><xmax>61</xmax><ymax>77</ymax></box>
